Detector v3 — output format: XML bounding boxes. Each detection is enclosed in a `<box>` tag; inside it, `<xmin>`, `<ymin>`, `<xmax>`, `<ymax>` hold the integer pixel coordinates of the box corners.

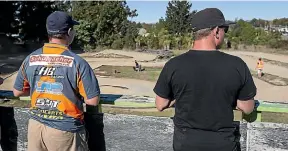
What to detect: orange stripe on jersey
<box><xmin>43</xmin><ymin>43</ymin><xmax>68</xmax><ymax>54</ymax></box>
<box><xmin>20</xmin><ymin>63</ymin><xmax>30</xmax><ymax>92</ymax></box>
<box><xmin>78</xmin><ymin>77</ymin><xmax>87</xmax><ymax>100</ymax></box>
<box><xmin>31</xmin><ymin>76</ymin><xmax>83</xmax><ymax>120</ymax></box>
<box><xmin>21</xmin><ymin>63</ymin><xmax>26</xmax><ymax>80</ymax></box>
<box><xmin>76</xmin><ymin>64</ymin><xmax>87</xmax><ymax>100</ymax></box>
<box><xmin>76</xmin><ymin>65</ymin><xmax>80</xmax><ymax>85</ymax></box>
<box><xmin>31</xmin><ymin>92</ymin><xmax>84</xmax><ymax>120</ymax></box>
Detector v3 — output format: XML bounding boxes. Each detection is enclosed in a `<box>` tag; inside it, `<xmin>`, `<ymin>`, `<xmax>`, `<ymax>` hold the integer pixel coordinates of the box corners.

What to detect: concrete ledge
<box><xmin>247</xmin><ymin>122</ymin><xmax>288</xmax><ymax>151</ymax></box>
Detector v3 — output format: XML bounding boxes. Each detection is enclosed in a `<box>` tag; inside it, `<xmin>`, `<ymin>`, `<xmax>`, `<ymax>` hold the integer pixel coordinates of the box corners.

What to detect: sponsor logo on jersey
<box><xmin>29</xmin><ymin>54</ymin><xmax>74</xmax><ymax>67</ymax></box>
<box><xmin>35</xmin><ymin>67</ymin><xmax>64</xmax><ymax>78</ymax></box>
<box><xmin>35</xmin><ymin>81</ymin><xmax>63</xmax><ymax>95</ymax></box>
<box><xmin>32</xmin><ymin>98</ymin><xmax>64</xmax><ymax>120</ymax></box>
<box><xmin>35</xmin><ymin>98</ymin><xmax>60</xmax><ymax>109</ymax></box>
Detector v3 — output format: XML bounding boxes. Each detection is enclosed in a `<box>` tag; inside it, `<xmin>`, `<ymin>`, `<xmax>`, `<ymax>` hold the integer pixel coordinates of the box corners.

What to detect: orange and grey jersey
<box><xmin>13</xmin><ymin>43</ymin><xmax>100</xmax><ymax>132</ymax></box>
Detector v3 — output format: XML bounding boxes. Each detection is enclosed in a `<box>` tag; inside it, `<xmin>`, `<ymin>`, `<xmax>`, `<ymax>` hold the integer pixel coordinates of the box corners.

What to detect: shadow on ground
<box><xmin>0</xmin><ymin>55</ymin><xmax>27</xmax><ymax>75</ymax></box>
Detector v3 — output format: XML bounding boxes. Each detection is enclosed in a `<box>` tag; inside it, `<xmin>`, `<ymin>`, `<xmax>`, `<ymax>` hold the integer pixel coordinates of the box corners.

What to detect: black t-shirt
<box><xmin>154</xmin><ymin>50</ymin><xmax>256</xmax><ymax>145</ymax></box>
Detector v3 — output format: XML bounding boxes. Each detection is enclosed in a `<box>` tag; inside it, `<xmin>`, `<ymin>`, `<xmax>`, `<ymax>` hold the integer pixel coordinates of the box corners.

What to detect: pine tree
<box><xmin>165</xmin><ymin>0</ymin><xmax>195</xmax><ymax>36</ymax></box>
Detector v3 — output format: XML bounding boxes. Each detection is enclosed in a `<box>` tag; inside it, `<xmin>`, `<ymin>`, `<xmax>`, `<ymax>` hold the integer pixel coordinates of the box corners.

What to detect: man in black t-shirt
<box><xmin>0</xmin><ymin>77</ymin><xmax>18</xmax><ymax>151</ymax></box>
<box><xmin>154</xmin><ymin>8</ymin><xmax>257</xmax><ymax>151</ymax></box>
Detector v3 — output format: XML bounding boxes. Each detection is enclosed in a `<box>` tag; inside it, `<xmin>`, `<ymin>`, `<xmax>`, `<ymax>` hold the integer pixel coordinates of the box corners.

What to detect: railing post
<box><xmin>98</xmin><ymin>103</ymin><xmax>102</xmax><ymax>113</ymax></box>
<box><xmin>256</xmin><ymin>111</ymin><xmax>262</xmax><ymax>122</ymax></box>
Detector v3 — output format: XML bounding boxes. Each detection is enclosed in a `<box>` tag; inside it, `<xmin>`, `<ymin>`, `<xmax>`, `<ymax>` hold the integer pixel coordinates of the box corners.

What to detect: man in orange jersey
<box><xmin>256</xmin><ymin>58</ymin><xmax>264</xmax><ymax>77</ymax></box>
<box><xmin>13</xmin><ymin>11</ymin><xmax>100</xmax><ymax>151</ymax></box>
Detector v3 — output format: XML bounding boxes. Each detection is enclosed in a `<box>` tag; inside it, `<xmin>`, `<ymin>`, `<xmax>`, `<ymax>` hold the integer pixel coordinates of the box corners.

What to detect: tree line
<box><xmin>227</xmin><ymin>19</ymin><xmax>288</xmax><ymax>50</ymax></box>
<box><xmin>0</xmin><ymin>1</ymin><xmax>287</xmax><ymax>52</ymax></box>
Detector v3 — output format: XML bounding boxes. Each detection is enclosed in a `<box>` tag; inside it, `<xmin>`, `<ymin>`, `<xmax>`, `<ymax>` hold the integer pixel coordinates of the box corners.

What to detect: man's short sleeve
<box><xmin>237</xmin><ymin>61</ymin><xmax>257</xmax><ymax>100</ymax></box>
<box><xmin>13</xmin><ymin>61</ymin><xmax>29</xmax><ymax>91</ymax></box>
<box><xmin>78</xmin><ymin>61</ymin><xmax>100</xmax><ymax>100</ymax></box>
<box><xmin>153</xmin><ymin>62</ymin><xmax>174</xmax><ymax>100</ymax></box>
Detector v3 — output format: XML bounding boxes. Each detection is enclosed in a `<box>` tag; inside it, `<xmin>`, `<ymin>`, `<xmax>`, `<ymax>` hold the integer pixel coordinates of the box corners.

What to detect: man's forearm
<box><xmin>236</xmin><ymin>99</ymin><xmax>255</xmax><ymax>115</ymax></box>
<box><xmin>84</xmin><ymin>96</ymin><xmax>100</xmax><ymax>106</ymax></box>
<box><xmin>13</xmin><ymin>88</ymin><xmax>29</xmax><ymax>97</ymax></box>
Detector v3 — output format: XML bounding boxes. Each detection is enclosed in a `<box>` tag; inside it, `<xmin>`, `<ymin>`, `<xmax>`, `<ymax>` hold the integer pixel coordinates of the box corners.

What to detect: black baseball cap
<box><xmin>46</xmin><ymin>11</ymin><xmax>79</xmax><ymax>35</ymax></box>
<box><xmin>191</xmin><ymin>8</ymin><xmax>235</xmax><ymax>32</ymax></box>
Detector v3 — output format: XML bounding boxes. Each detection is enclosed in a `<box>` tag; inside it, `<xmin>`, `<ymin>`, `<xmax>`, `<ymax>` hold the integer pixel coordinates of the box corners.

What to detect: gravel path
<box><xmin>2</xmin><ymin>108</ymin><xmax>288</xmax><ymax>151</ymax></box>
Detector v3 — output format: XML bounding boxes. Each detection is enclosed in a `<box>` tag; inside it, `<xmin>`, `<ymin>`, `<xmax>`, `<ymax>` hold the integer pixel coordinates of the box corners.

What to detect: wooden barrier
<box><xmin>243</xmin><ymin>100</ymin><xmax>288</xmax><ymax>122</ymax></box>
<box><xmin>0</xmin><ymin>90</ymin><xmax>288</xmax><ymax>123</ymax></box>
<box><xmin>18</xmin><ymin>97</ymin><xmax>288</xmax><ymax>123</ymax></box>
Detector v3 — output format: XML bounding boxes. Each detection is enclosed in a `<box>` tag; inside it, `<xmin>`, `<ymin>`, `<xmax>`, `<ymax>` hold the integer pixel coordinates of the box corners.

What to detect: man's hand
<box><xmin>155</xmin><ymin>95</ymin><xmax>175</xmax><ymax>112</ymax></box>
<box><xmin>236</xmin><ymin>99</ymin><xmax>255</xmax><ymax>115</ymax></box>
<box><xmin>0</xmin><ymin>77</ymin><xmax>3</xmax><ymax>85</ymax></box>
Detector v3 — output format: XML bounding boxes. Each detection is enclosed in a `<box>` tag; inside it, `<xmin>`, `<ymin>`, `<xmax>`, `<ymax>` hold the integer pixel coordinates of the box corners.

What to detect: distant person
<box><xmin>135</xmin><ymin>60</ymin><xmax>140</xmax><ymax>69</ymax></box>
<box><xmin>256</xmin><ymin>58</ymin><xmax>264</xmax><ymax>77</ymax></box>
<box><xmin>227</xmin><ymin>40</ymin><xmax>231</xmax><ymax>49</ymax></box>
<box><xmin>13</xmin><ymin>11</ymin><xmax>100</xmax><ymax>151</ymax></box>
<box><xmin>134</xmin><ymin>60</ymin><xmax>144</xmax><ymax>72</ymax></box>
<box><xmin>154</xmin><ymin>8</ymin><xmax>256</xmax><ymax>151</ymax></box>
<box><xmin>0</xmin><ymin>76</ymin><xmax>18</xmax><ymax>151</ymax></box>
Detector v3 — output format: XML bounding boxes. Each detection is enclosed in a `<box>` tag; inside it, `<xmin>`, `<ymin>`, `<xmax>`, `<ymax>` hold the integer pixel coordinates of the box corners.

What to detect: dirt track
<box><xmin>92</xmin><ymin>50</ymin><xmax>288</xmax><ymax>102</ymax></box>
<box><xmin>224</xmin><ymin>51</ymin><xmax>288</xmax><ymax>102</ymax></box>
<box><xmin>226</xmin><ymin>51</ymin><xmax>288</xmax><ymax>79</ymax></box>
<box><xmin>1</xmin><ymin>49</ymin><xmax>288</xmax><ymax>102</ymax></box>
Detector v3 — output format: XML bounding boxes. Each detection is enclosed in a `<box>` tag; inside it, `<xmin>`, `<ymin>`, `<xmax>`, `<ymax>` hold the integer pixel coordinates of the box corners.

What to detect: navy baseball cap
<box><xmin>191</xmin><ymin>8</ymin><xmax>235</xmax><ymax>32</ymax></box>
<box><xmin>46</xmin><ymin>11</ymin><xmax>79</xmax><ymax>35</ymax></box>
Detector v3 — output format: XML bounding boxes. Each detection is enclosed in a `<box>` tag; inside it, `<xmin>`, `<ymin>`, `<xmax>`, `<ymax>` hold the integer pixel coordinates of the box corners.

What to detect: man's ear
<box><xmin>215</xmin><ymin>27</ymin><xmax>219</xmax><ymax>39</ymax></box>
<box><xmin>68</xmin><ymin>28</ymin><xmax>72</xmax><ymax>36</ymax></box>
<box><xmin>67</xmin><ymin>28</ymin><xmax>76</xmax><ymax>45</ymax></box>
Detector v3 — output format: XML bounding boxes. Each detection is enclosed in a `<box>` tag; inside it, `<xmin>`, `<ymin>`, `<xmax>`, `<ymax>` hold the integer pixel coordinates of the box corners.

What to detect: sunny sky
<box><xmin>126</xmin><ymin>1</ymin><xmax>288</xmax><ymax>23</ymax></box>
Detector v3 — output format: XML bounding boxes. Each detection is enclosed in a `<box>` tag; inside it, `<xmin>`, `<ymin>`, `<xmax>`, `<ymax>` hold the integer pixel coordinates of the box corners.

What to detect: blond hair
<box><xmin>193</xmin><ymin>28</ymin><xmax>212</xmax><ymax>40</ymax></box>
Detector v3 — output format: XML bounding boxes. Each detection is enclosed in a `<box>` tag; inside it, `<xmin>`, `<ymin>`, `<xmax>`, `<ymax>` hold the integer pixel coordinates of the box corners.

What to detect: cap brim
<box><xmin>71</xmin><ymin>20</ymin><xmax>80</xmax><ymax>25</ymax></box>
<box><xmin>223</xmin><ymin>21</ymin><xmax>236</xmax><ymax>26</ymax></box>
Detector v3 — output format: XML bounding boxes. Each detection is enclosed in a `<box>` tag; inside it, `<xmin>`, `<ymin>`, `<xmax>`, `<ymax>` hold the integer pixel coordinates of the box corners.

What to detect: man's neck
<box><xmin>49</xmin><ymin>38</ymin><xmax>68</xmax><ymax>46</ymax></box>
<box><xmin>192</xmin><ymin>39</ymin><xmax>217</xmax><ymax>51</ymax></box>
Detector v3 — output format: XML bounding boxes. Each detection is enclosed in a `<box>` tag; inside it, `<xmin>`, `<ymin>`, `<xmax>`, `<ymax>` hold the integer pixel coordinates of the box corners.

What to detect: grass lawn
<box><xmin>0</xmin><ymin>99</ymin><xmax>30</xmax><ymax>108</ymax></box>
<box><xmin>94</xmin><ymin>65</ymin><xmax>162</xmax><ymax>82</ymax></box>
<box><xmin>83</xmin><ymin>53</ymin><xmax>133</xmax><ymax>59</ymax></box>
<box><xmin>95</xmin><ymin>65</ymin><xmax>288</xmax><ymax>86</ymax></box>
